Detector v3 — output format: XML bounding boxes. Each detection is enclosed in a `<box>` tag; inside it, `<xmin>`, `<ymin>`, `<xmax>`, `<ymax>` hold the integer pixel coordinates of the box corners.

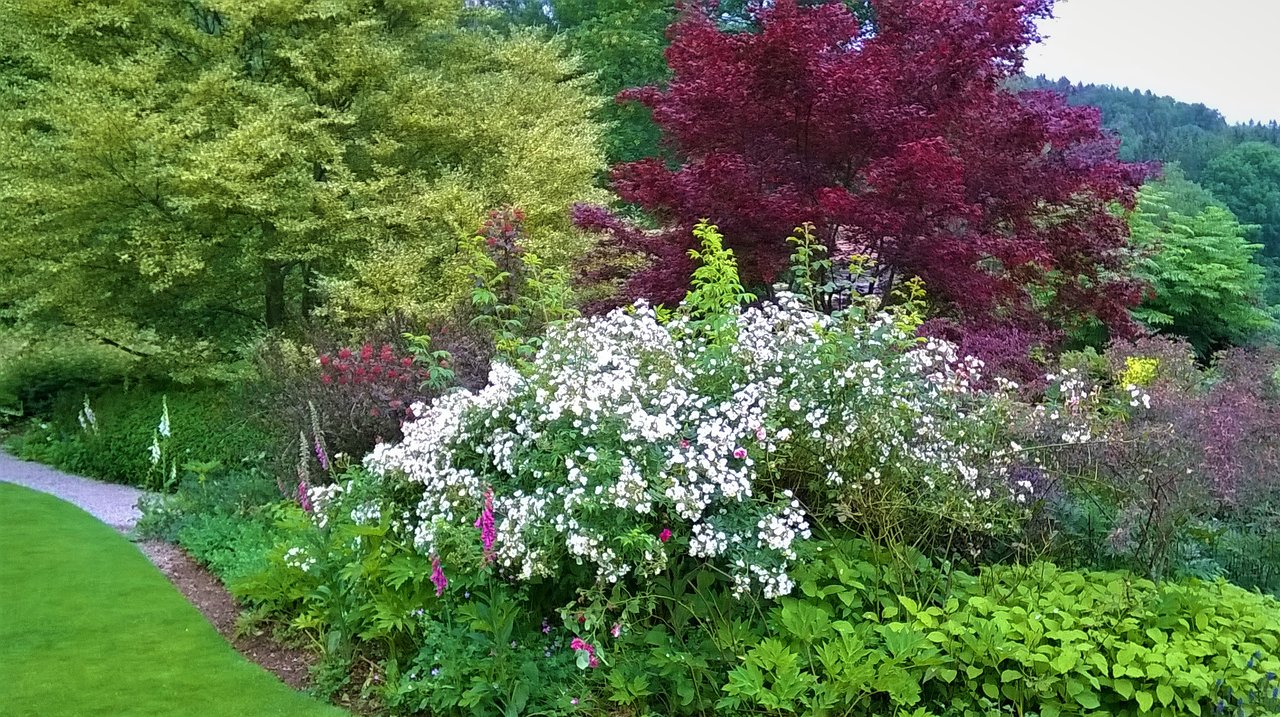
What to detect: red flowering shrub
<box><xmin>254</xmin><ymin>337</ymin><xmax>438</xmax><ymax>485</ymax></box>
<box><xmin>578</xmin><ymin>0</ymin><xmax>1151</xmax><ymax>351</ymax></box>
<box><xmin>318</xmin><ymin>343</ymin><xmax>427</xmax><ymax>418</ymax></box>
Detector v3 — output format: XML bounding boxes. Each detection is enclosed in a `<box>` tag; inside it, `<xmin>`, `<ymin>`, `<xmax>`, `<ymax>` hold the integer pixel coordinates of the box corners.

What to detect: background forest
<box><xmin>2</xmin><ymin>1</ymin><xmax>1280</xmax><ymax>716</ymax></box>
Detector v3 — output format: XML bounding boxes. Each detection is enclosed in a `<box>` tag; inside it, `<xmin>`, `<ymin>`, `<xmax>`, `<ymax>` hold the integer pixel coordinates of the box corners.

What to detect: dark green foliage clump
<box><xmin>0</xmin><ymin>332</ymin><xmax>135</xmax><ymax>418</ymax></box>
<box><xmin>10</xmin><ymin>386</ymin><xmax>270</xmax><ymax>488</ymax></box>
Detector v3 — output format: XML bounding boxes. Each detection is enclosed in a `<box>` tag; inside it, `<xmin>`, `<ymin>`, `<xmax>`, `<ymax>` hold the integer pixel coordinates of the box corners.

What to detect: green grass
<box><xmin>0</xmin><ymin>483</ymin><xmax>348</xmax><ymax>717</ymax></box>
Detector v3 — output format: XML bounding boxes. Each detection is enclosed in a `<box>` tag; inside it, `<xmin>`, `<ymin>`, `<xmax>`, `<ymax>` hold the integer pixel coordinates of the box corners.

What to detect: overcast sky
<box><xmin>1024</xmin><ymin>0</ymin><xmax>1280</xmax><ymax>125</ymax></box>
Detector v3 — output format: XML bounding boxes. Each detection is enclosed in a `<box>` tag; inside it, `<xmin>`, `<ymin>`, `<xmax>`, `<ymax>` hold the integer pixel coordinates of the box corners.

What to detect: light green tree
<box><xmin>0</xmin><ymin>0</ymin><xmax>607</xmax><ymax>368</ymax></box>
<box><xmin>1129</xmin><ymin>182</ymin><xmax>1274</xmax><ymax>354</ymax></box>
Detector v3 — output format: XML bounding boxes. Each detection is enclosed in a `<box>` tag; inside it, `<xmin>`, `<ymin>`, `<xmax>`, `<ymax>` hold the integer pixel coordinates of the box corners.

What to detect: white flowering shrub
<box><xmin>358</xmin><ymin>285</ymin><xmax>1032</xmax><ymax>598</ymax></box>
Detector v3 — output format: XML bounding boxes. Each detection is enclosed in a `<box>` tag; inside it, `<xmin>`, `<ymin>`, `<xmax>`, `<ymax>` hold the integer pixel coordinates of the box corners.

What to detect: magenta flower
<box><xmin>430</xmin><ymin>555</ymin><xmax>448</xmax><ymax>597</ymax></box>
<box><xmin>296</xmin><ymin>482</ymin><xmax>313</xmax><ymax>513</ymax></box>
<box><xmin>474</xmin><ymin>489</ymin><xmax>496</xmax><ymax>560</ymax></box>
<box><xmin>314</xmin><ymin>439</ymin><xmax>329</xmax><ymax>471</ymax></box>
<box><xmin>570</xmin><ymin>638</ymin><xmax>600</xmax><ymax>668</ymax></box>
<box><xmin>659</xmin><ymin>528</ymin><xmax>672</xmax><ymax>543</ymax></box>
<box><xmin>732</xmin><ymin>446</ymin><xmax>747</xmax><ymax>460</ymax></box>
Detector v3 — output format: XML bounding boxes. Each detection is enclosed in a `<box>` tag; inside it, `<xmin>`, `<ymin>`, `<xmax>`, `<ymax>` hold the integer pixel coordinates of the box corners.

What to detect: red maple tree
<box><xmin>576</xmin><ymin>0</ymin><xmax>1152</xmax><ymax>358</ymax></box>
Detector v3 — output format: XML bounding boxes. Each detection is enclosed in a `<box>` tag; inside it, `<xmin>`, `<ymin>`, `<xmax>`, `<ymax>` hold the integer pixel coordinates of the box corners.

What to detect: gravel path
<box><xmin>0</xmin><ymin>451</ymin><xmax>146</xmax><ymax>531</ymax></box>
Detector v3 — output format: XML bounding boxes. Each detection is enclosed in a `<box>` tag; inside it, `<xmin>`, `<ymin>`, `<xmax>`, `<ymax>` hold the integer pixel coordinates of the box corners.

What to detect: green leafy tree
<box><xmin>1129</xmin><ymin>183</ymin><xmax>1273</xmax><ymax>353</ymax></box>
<box><xmin>1202</xmin><ymin>142</ymin><xmax>1280</xmax><ymax>255</ymax></box>
<box><xmin>1145</xmin><ymin>165</ymin><xmax>1229</xmax><ymax>217</ymax></box>
<box><xmin>555</xmin><ymin>0</ymin><xmax>674</xmax><ymax>164</ymax></box>
<box><xmin>0</xmin><ymin>0</ymin><xmax>606</xmax><ymax>368</ymax></box>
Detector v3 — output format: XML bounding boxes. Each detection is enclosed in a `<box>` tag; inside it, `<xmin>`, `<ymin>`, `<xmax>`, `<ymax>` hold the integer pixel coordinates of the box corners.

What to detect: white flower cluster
<box><xmin>78</xmin><ymin>397</ymin><xmax>97</xmax><ymax>433</ymax></box>
<box><xmin>307</xmin><ymin>483</ymin><xmax>345</xmax><ymax>529</ymax></box>
<box><xmin>350</xmin><ymin>501</ymin><xmax>381</xmax><ymax>526</ymax></box>
<box><xmin>364</xmin><ymin>295</ymin><xmax>1027</xmax><ymax>598</ymax></box>
<box><xmin>1125</xmin><ymin>384</ymin><xmax>1152</xmax><ymax>410</ymax></box>
<box><xmin>1038</xmin><ymin>368</ymin><xmax>1098</xmax><ymax>444</ymax></box>
<box><xmin>284</xmin><ymin>546</ymin><xmax>317</xmax><ymax>573</ymax></box>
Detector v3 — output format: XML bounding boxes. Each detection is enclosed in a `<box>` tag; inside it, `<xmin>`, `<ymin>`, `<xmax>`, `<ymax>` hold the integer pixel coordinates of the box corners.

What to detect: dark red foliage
<box><xmin>923</xmin><ymin>318</ymin><xmax>1052</xmax><ymax>388</ymax></box>
<box><xmin>585</xmin><ymin>0</ymin><xmax>1152</xmax><ymax>344</ymax></box>
<box><xmin>1197</xmin><ymin>347</ymin><xmax>1280</xmax><ymax>507</ymax></box>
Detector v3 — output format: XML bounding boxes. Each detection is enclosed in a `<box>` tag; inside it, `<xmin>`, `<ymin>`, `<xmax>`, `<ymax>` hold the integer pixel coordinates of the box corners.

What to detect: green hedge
<box><xmin>10</xmin><ymin>386</ymin><xmax>270</xmax><ymax>488</ymax></box>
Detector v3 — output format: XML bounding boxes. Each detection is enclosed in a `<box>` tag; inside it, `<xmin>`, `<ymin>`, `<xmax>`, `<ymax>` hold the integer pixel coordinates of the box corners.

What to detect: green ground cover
<box><xmin>0</xmin><ymin>482</ymin><xmax>347</xmax><ymax>717</ymax></box>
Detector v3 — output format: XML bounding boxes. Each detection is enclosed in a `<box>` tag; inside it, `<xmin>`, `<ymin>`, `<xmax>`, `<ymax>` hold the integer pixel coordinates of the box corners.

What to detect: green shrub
<box><xmin>723</xmin><ymin>541</ymin><xmax>1280</xmax><ymax>717</ymax></box>
<box><xmin>0</xmin><ymin>331</ymin><xmax>135</xmax><ymax>418</ymax></box>
<box><xmin>13</xmin><ymin>386</ymin><xmax>270</xmax><ymax>488</ymax></box>
<box><xmin>137</xmin><ymin>467</ymin><xmax>289</xmax><ymax>583</ymax></box>
<box><xmin>234</xmin><ymin>470</ymin><xmax>600</xmax><ymax>713</ymax></box>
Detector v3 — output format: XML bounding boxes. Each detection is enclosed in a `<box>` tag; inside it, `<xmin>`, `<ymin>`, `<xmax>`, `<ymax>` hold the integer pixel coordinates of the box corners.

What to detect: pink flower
<box><xmin>755</xmin><ymin>427</ymin><xmax>767</xmax><ymax>441</ymax></box>
<box><xmin>658</xmin><ymin>528</ymin><xmax>672</xmax><ymax>543</ymax></box>
<box><xmin>314</xmin><ymin>440</ymin><xmax>329</xmax><ymax>471</ymax></box>
<box><xmin>610</xmin><ymin>623</ymin><xmax>621</xmax><ymax>638</ymax></box>
<box><xmin>474</xmin><ymin>489</ymin><xmax>496</xmax><ymax>560</ymax></box>
<box><xmin>430</xmin><ymin>555</ymin><xmax>448</xmax><ymax>597</ymax></box>
<box><xmin>732</xmin><ymin>446</ymin><xmax>747</xmax><ymax>460</ymax></box>
<box><xmin>569</xmin><ymin>638</ymin><xmax>599</xmax><ymax>668</ymax></box>
<box><xmin>296</xmin><ymin>482</ymin><xmax>312</xmax><ymax>513</ymax></box>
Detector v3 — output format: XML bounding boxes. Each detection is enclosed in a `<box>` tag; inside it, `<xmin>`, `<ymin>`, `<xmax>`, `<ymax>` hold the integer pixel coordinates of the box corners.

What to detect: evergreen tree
<box><xmin>1203</xmin><ymin>142</ymin><xmax>1280</xmax><ymax>255</ymax></box>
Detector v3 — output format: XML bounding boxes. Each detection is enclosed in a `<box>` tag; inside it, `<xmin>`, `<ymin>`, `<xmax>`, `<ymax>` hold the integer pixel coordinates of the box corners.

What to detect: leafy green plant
<box><xmin>1129</xmin><ymin>184</ymin><xmax>1274</xmax><ymax>354</ymax></box>
<box><xmin>572</xmin><ymin>560</ymin><xmax>765</xmax><ymax>716</ymax></box>
<box><xmin>175</xmin><ymin>513</ymin><xmax>283</xmax><ymax>584</ymax></box>
<box><xmin>682</xmin><ymin>221</ymin><xmax>756</xmax><ymax>336</ymax></box>
<box><xmin>389</xmin><ymin>583</ymin><xmax>584</xmax><ymax>717</ymax></box>
<box><xmin>724</xmin><ymin>540</ymin><xmax>1280</xmax><ymax>717</ymax></box>
<box><xmin>468</xmin><ymin>207</ymin><xmax>580</xmax><ymax>369</ymax></box>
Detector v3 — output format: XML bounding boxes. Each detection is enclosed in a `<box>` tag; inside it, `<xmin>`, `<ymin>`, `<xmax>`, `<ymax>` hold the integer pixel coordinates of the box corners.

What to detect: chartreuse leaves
<box><xmin>724</xmin><ymin>540</ymin><xmax>1280</xmax><ymax>716</ymax></box>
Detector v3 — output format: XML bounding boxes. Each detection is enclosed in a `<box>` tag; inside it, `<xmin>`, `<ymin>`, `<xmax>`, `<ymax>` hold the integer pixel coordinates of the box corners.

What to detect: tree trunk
<box><xmin>264</xmin><ymin>261</ymin><xmax>288</xmax><ymax>330</ymax></box>
<box><xmin>301</xmin><ymin>262</ymin><xmax>319</xmax><ymax>320</ymax></box>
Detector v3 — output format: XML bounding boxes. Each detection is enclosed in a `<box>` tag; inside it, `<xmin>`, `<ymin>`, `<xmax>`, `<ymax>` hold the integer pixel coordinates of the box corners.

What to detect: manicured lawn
<box><xmin>0</xmin><ymin>483</ymin><xmax>347</xmax><ymax>717</ymax></box>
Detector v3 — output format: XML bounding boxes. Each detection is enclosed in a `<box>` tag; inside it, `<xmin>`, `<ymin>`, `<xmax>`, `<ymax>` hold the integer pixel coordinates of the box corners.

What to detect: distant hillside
<box><xmin>1022</xmin><ymin>76</ymin><xmax>1280</xmax><ymax>180</ymax></box>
